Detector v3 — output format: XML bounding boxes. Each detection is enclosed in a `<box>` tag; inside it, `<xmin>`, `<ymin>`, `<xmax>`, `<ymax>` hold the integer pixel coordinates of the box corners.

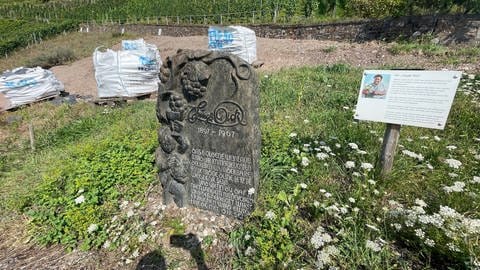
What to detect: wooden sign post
<box><xmin>379</xmin><ymin>123</ymin><xmax>401</xmax><ymax>177</ymax></box>
<box><xmin>354</xmin><ymin>70</ymin><xmax>461</xmax><ymax>178</ymax></box>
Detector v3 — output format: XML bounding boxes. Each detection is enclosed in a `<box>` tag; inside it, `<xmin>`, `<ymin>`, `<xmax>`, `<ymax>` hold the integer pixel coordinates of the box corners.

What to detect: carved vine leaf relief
<box><xmin>155</xmin><ymin>49</ymin><xmax>256</xmax><ymax>210</ymax></box>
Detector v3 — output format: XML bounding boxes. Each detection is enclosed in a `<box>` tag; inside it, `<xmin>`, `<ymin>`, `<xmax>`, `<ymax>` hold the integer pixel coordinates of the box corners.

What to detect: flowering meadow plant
<box><xmin>231</xmin><ymin>68</ymin><xmax>480</xmax><ymax>269</ymax></box>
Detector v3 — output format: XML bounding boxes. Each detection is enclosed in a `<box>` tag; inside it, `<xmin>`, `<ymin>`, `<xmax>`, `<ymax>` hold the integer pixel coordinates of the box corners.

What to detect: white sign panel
<box><xmin>354</xmin><ymin>70</ymin><xmax>461</xmax><ymax>129</ymax></box>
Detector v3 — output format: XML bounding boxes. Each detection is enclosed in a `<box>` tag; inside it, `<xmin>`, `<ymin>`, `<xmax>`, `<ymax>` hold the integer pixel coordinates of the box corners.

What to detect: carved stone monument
<box><xmin>155</xmin><ymin>50</ymin><xmax>260</xmax><ymax>219</ymax></box>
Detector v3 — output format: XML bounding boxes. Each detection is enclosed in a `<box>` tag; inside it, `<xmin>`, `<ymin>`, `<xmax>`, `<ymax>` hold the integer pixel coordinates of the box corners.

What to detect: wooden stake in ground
<box><xmin>379</xmin><ymin>123</ymin><xmax>401</xmax><ymax>177</ymax></box>
<box><xmin>28</xmin><ymin>122</ymin><xmax>35</xmax><ymax>151</ymax></box>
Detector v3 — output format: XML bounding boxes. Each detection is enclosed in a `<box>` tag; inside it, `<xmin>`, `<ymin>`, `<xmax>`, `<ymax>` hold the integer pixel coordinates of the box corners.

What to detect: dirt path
<box><xmin>50</xmin><ymin>35</ymin><xmax>480</xmax><ymax>98</ymax></box>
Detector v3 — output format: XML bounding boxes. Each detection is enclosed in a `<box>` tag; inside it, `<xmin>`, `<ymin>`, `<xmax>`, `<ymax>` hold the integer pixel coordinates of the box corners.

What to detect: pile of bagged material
<box><xmin>208</xmin><ymin>26</ymin><xmax>257</xmax><ymax>64</ymax></box>
<box><xmin>0</xmin><ymin>67</ymin><xmax>64</xmax><ymax>111</ymax></box>
<box><xmin>93</xmin><ymin>39</ymin><xmax>161</xmax><ymax>98</ymax></box>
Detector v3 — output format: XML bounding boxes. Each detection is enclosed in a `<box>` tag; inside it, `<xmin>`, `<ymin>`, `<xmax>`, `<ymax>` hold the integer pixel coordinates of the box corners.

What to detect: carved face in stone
<box><xmin>180</xmin><ymin>61</ymin><xmax>211</xmax><ymax>99</ymax></box>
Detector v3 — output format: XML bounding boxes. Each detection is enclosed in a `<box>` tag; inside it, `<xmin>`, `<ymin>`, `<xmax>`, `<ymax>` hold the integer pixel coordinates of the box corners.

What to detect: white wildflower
<box><xmin>345</xmin><ymin>161</ymin><xmax>355</xmax><ymax>169</ymax></box>
<box><xmin>418</xmin><ymin>214</ymin><xmax>444</xmax><ymax>228</ymax></box>
<box><xmin>462</xmin><ymin>218</ymin><xmax>480</xmax><ymax>234</ymax></box>
<box><xmin>446</xmin><ymin>145</ymin><xmax>457</xmax><ymax>151</ymax></box>
<box><xmin>245</xmin><ymin>246</ymin><xmax>256</xmax><ymax>256</ymax></box>
<box><xmin>87</xmin><ymin>224</ymin><xmax>98</xmax><ymax>234</ymax></box>
<box><xmin>448</xmin><ymin>172</ymin><xmax>458</xmax><ymax>178</ymax></box>
<box><xmin>357</xmin><ymin>150</ymin><xmax>368</xmax><ymax>155</ymax></box>
<box><xmin>103</xmin><ymin>240</ymin><xmax>111</xmax><ymax>249</ymax></box>
<box><xmin>304</xmin><ymin>119</ymin><xmax>310</xmax><ymax>124</ymax></box>
<box><xmin>300</xmin><ymin>183</ymin><xmax>307</xmax><ymax>189</ymax></box>
<box><xmin>419</xmin><ymin>136</ymin><xmax>429</xmax><ymax>140</ymax></box>
<box><xmin>301</xmin><ymin>157</ymin><xmax>310</xmax><ymax>167</ymax></box>
<box><xmin>352</xmin><ymin>207</ymin><xmax>360</xmax><ymax>212</ymax></box>
<box><xmin>74</xmin><ymin>195</ymin><xmax>85</xmax><ymax>204</ymax></box>
<box><xmin>311</xmin><ymin>227</ymin><xmax>333</xmax><ymax>249</ymax></box>
<box><xmin>360</xmin><ymin>162</ymin><xmax>374</xmax><ymax>171</ymax></box>
<box><xmin>244</xmin><ymin>234</ymin><xmax>251</xmax><ymax>241</ymax></box>
<box><xmin>414</xmin><ymin>228</ymin><xmax>425</xmax><ymax>239</ymax></box>
<box><xmin>290</xmin><ymin>168</ymin><xmax>298</xmax><ymax>173</ymax></box>
<box><xmin>138</xmin><ymin>233</ymin><xmax>148</xmax><ymax>243</ymax></box>
<box><xmin>439</xmin><ymin>205</ymin><xmax>460</xmax><ymax>218</ymax></box>
<box><xmin>265</xmin><ymin>210</ymin><xmax>276</xmax><ymax>220</ymax></box>
<box><xmin>367</xmin><ymin>179</ymin><xmax>376</xmax><ymax>185</ymax></box>
<box><xmin>293</xmin><ymin>148</ymin><xmax>300</xmax><ymax>154</ymax></box>
<box><xmin>447</xmin><ymin>243</ymin><xmax>460</xmax><ymax>252</ymax></box>
<box><xmin>335</xmin><ymin>143</ymin><xmax>341</xmax><ymax>148</ymax></box>
<box><xmin>391</xmin><ymin>223</ymin><xmax>402</xmax><ymax>231</ymax></box>
<box><xmin>120</xmin><ymin>200</ymin><xmax>129</xmax><ymax>209</ymax></box>
<box><xmin>352</xmin><ymin>172</ymin><xmax>361</xmax><ymax>177</ymax></box>
<box><xmin>316</xmin><ymin>245</ymin><xmax>339</xmax><ymax>268</ymax></box>
<box><xmin>127</xmin><ymin>209</ymin><xmax>134</xmax><ymax>217</ymax></box>
<box><xmin>443</xmin><ymin>181</ymin><xmax>466</xmax><ymax>193</ymax></box>
<box><xmin>348</xmin><ymin>197</ymin><xmax>356</xmax><ymax>203</ymax></box>
<box><xmin>445</xmin><ymin>158</ymin><xmax>462</xmax><ymax>169</ymax></box>
<box><xmin>320</xmin><ymin>146</ymin><xmax>332</xmax><ymax>152</ymax></box>
<box><xmin>426</xmin><ymin>163</ymin><xmax>434</xmax><ymax>170</ymax></box>
<box><xmin>289</xmin><ymin>132</ymin><xmax>297</xmax><ymax>138</ymax></box>
<box><xmin>348</xmin><ymin>143</ymin><xmax>359</xmax><ymax>150</ymax></box>
<box><xmin>365</xmin><ymin>240</ymin><xmax>381</xmax><ymax>252</ymax></box>
<box><xmin>77</xmin><ymin>188</ymin><xmax>84</xmax><ymax>194</ymax></box>
<box><xmin>316</xmin><ymin>152</ymin><xmax>329</xmax><ymax>160</ymax></box>
<box><xmin>340</xmin><ymin>207</ymin><xmax>348</xmax><ymax>214</ymax></box>
<box><xmin>248</xmin><ymin>188</ymin><xmax>255</xmax><ymax>195</ymax></box>
<box><xmin>324</xmin><ymin>192</ymin><xmax>332</xmax><ymax>198</ymax></box>
<box><xmin>402</xmin><ymin>150</ymin><xmax>424</xmax><ymax>161</ymax></box>
<box><xmin>415</xmin><ymin>199</ymin><xmax>427</xmax><ymax>208</ymax></box>
<box><xmin>326</xmin><ymin>205</ymin><xmax>339</xmax><ymax>213</ymax></box>
<box><xmin>434</xmin><ymin>136</ymin><xmax>441</xmax><ymax>141</ymax></box>
<box><xmin>313</xmin><ymin>201</ymin><xmax>320</xmax><ymax>207</ymax></box>
<box><xmin>319</xmin><ymin>189</ymin><xmax>326</xmax><ymax>193</ymax></box>
<box><xmin>303</xmin><ymin>144</ymin><xmax>311</xmax><ymax>151</ymax></box>
<box><xmin>425</xmin><ymin>238</ymin><xmax>435</xmax><ymax>247</ymax></box>
<box><xmin>412</xmin><ymin>206</ymin><xmax>425</xmax><ymax>215</ymax></box>
<box><xmin>471</xmin><ymin>176</ymin><xmax>480</xmax><ymax>184</ymax></box>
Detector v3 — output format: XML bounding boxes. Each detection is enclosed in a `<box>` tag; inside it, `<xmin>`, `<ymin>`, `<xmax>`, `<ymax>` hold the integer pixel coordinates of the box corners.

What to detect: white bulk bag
<box><xmin>0</xmin><ymin>67</ymin><xmax>63</xmax><ymax>110</ymax></box>
<box><xmin>93</xmin><ymin>40</ymin><xmax>161</xmax><ymax>98</ymax></box>
<box><xmin>208</xmin><ymin>26</ymin><xmax>257</xmax><ymax>64</ymax></box>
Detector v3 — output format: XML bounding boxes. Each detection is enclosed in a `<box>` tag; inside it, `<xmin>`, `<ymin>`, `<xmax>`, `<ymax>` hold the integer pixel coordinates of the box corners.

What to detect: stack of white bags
<box><xmin>208</xmin><ymin>26</ymin><xmax>257</xmax><ymax>64</ymax></box>
<box><xmin>93</xmin><ymin>39</ymin><xmax>161</xmax><ymax>98</ymax></box>
<box><xmin>0</xmin><ymin>67</ymin><xmax>64</xmax><ymax>111</ymax></box>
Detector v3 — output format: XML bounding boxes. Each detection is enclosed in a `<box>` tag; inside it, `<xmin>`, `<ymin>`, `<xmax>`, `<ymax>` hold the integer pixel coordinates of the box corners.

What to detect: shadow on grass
<box><xmin>136</xmin><ymin>249</ymin><xmax>167</xmax><ymax>270</ymax></box>
<box><xmin>136</xmin><ymin>233</ymin><xmax>208</xmax><ymax>270</ymax></box>
<box><xmin>170</xmin><ymin>233</ymin><xmax>208</xmax><ymax>270</ymax></box>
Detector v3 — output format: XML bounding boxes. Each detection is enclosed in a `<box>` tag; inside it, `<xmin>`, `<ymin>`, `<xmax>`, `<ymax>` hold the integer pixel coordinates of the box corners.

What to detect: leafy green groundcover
<box><xmin>25</xmin><ymin>124</ymin><xmax>156</xmax><ymax>250</ymax></box>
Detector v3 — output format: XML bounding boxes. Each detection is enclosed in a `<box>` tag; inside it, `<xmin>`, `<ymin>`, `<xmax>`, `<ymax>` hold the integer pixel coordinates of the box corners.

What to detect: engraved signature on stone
<box><xmin>187</xmin><ymin>100</ymin><xmax>247</xmax><ymax>127</ymax></box>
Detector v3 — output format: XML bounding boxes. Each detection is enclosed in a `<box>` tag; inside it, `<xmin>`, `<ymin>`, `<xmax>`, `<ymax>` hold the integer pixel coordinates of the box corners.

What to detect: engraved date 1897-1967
<box><xmin>187</xmin><ymin>100</ymin><xmax>247</xmax><ymax>127</ymax></box>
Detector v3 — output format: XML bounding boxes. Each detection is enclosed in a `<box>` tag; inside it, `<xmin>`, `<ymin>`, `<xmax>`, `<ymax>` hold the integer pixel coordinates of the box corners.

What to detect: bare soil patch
<box><xmin>50</xmin><ymin>35</ymin><xmax>480</xmax><ymax>98</ymax></box>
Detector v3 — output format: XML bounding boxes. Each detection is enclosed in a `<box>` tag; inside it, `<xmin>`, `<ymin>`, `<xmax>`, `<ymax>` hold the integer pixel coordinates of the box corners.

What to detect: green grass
<box><xmin>0</xmin><ymin>65</ymin><xmax>479</xmax><ymax>268</ymax></box>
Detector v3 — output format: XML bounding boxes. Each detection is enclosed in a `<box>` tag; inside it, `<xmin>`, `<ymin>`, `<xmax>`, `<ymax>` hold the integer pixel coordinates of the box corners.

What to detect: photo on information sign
<box><xmin>361</xmin><ymin>73</ymin><xmax>391</xmax><ymax>99</ymax></box>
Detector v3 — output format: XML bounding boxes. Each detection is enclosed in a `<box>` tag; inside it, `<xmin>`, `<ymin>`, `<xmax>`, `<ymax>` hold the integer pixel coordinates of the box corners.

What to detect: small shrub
<box><xmin>27</xmin><ymin>47</ymin><xmax>76</xmax><ymax>69</ymax></box>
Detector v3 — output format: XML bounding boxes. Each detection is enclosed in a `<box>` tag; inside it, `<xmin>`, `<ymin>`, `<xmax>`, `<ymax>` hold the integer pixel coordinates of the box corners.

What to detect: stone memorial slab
<box><xmin>155</xmin><ymin>49</ymin><xmax>260</xmax><ymax>219</ymax></box>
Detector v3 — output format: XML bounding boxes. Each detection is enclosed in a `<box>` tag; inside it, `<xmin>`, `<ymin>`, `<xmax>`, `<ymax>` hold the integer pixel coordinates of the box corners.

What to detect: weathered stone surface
<box><xmin>156</xmin><ymin>49</ymin><xmax>260</xmax><ymax>219</ymax></box>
